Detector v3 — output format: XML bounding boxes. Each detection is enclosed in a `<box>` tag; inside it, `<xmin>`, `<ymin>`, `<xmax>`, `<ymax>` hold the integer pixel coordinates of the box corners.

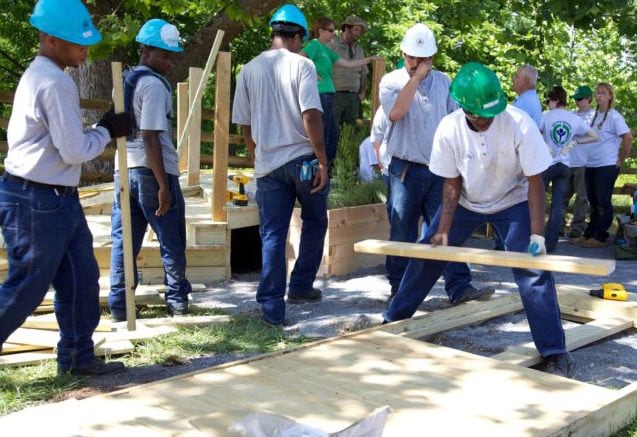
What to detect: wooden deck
<box><xmin>2</xmin><ymin>287</ymin><xmax>636</xmax><ymax>436</ymax></box>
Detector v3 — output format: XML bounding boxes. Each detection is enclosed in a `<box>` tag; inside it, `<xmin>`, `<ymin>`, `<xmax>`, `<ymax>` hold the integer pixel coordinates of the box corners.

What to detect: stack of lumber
<box><xmin>0</xmin><ymin>284</ymin><xmax>230</xmax><ymax>369</ymax></box>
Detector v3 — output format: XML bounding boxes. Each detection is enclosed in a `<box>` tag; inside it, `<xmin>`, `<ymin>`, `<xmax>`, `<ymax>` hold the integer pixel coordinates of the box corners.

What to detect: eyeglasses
<box><xmin>321</xmin><ymin>28</ymin><xmax>335</xmax><ymax>33</ymax></box>
<box><xmin>574</xmin><ymin>98</ymin><xmax>584</xmax><ymax>102</ymax></box>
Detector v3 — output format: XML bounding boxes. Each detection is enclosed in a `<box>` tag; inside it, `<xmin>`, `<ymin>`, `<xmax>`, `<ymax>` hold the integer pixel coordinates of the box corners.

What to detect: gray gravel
<box><xmin>192</xmin><ymin>234</ymin><xmax>637</xmax><ymax>390</ymax></box>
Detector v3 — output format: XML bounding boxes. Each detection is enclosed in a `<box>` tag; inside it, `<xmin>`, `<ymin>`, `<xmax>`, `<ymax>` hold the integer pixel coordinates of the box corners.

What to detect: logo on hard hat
<box><xmin>416</xmin><ymin>38</ymin><xmax>424</xmax><ymax>46</ymax></box>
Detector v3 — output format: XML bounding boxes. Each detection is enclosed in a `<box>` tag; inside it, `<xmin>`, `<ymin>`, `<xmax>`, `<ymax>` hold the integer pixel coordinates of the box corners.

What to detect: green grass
<box><xmin>0</xmin><ymin>308</ymin><xmax>312</xmax><ymax>417</ymax></box>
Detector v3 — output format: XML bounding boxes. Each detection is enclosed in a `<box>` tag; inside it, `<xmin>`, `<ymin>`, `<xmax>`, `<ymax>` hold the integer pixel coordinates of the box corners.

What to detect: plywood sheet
<box><xmin>0</xmin><ymin>330</ymin><xmax>623</xmax><ymax>436</ymax></box>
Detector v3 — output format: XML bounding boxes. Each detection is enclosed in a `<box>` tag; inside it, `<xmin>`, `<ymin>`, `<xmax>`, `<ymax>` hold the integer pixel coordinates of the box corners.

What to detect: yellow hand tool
<box><xmin>589</xmin><ymin>283</ymin><xmax>628</xmax><ymax>301</ymax></box>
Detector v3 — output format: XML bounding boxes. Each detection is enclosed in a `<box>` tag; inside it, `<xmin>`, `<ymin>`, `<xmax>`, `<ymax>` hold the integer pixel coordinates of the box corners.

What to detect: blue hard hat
<box><xmin>29</xmin><ymin>0</ymin><xmax>102</xmax><ymax>46</ymax></box>
<box><xmin>269</xmin><ymin>4</ymin><xmax>309</xmax><ymax>42</ymax></box>
<box><xmin>136</xmin><ymin>19</ymin><xmax>184</xmax><ymax>52</ymax></box>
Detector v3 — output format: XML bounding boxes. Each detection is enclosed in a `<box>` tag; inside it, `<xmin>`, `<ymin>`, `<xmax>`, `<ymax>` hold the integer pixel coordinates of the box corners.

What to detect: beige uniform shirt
<box><xmin>329</xmin><ymin>36</ymin><xmax>368</xmax><ymax>92</ymax></box>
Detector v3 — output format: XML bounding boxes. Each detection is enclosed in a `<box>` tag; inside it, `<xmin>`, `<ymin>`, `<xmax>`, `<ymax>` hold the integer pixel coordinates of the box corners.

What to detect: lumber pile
<box><xmin>0</xmin><ymin>284</ymin><xmax>229</xmax><ymax>369</ymax></box>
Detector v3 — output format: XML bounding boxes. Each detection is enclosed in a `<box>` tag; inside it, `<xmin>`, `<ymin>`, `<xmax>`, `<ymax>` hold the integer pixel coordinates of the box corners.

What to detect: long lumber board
<box><xmin>354</xmin><ymin>239</ymin><xmax>615</xmax><ymax>276</ymax></box>
<box><xmin>492</xmin><ymin>316</ymin><xmax>634</xmax><ymax>367</ymax></box>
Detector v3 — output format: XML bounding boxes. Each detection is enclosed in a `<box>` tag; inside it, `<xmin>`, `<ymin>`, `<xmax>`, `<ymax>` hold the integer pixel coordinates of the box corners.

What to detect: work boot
<box><xmin>579</xmin><ymin>238</ymin><xmax>607</xmax><ymax>248</ymax></box>
<box><xmin>542</xmin><ymin>353</ymin><xmax>573</xmax><ymax>378</ymax></box>
<box><xmin>568</xmin><ymin>229</ymin><xmax>583</xmax><ymax>239</ymax></box>
<box><xmin>59</xmin><ymin>359</ymin><xmax>126</xmax><ymax>377</ymax></box>
<box><xmin>166</xmin><ymin>303</ymin><xmax>188</xmax><ymax>317</ymax></box>
<box><xmin>450</xmin><ymin>285</ymin><xmax>495</xmax><ymax>306</ymax></box>
<box><xmin>287</xmin><ymin>288</ymin><xmax>322</xmax><ymax>304</ymax></box>
<box><xmin>568</xmin><ymin>236</ymin><xmax>587</xmax><ymax>245</ymax></box>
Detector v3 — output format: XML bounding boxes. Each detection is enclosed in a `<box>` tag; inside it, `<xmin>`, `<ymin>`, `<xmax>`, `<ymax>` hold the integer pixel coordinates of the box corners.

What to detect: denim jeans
<box><xmin>320</xmin><ymin>93</ymin><xmax>338</xmax><ymax>164</ymax></box>
<box><xmin>109</xmin><ymin>169</ymin><xmax>191</xmax><ymax>319</ymax></box>
<box><xmin>256</xmin><ymin>155</ymin><xmax>329</xmax><ymax>324</ymax></box>
<box><xmin>542</xmin><ymin>162</ymin><xmax>570</xmax><ymax>252</ymax></box>
<box><xmin>385</xmin><ymin>157</ymin><xmax>472</xmax><ymax>300</ymax></box>
<box><xmin>0</xmin><ymin>176</ymin><xmax>100</xmax><ymax>370</ymax></box>
<box><xmin>384</xmin><ymin>201</ymin><xmax>566</xmax><ymax>356</ymax></box>
<box><xmin>563</xmin><ymin>167</ymin><xmax>588</xmax><ymax>233</ymax></box>
<box><xmin>584</xmin><ymin>165</ymin><xmax>619</xmax><ymax>242</ymax></box>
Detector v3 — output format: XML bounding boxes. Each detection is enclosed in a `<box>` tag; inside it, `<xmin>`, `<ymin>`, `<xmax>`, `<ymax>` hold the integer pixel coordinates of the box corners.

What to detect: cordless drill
<box><xmin>589</xmin><ymin>283</ymin><xmax>628</xmax><ymax>301</ymax></box>
<box><xmin>226</xmin><ymin>174</ymin><xmax>249</xmax><ymax>206</ymax></box>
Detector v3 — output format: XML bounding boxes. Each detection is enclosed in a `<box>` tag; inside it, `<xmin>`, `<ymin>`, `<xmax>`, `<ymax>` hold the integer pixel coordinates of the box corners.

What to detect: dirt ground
<box><xmin>57</xmin><ymin>234</ymin><xmax>637</xmax><ymax>402</ymax></box>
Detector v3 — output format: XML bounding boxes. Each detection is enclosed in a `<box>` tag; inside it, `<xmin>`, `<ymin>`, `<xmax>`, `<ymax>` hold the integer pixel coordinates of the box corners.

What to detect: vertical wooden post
<box><xmin>212</xmin><ymin>51</ymin><xmax>231</xmax><ymax>222</ymax></box>
<box><xmin>371</xmin><ymin>58</ymin><xmax>386</xmax><ymax>119</ymax></box>
<box><xmin>176</xmin><ymin>82</ymin><xmax>188</xmax><ymax>172</ymax></box>
<box><xmin>111</xmin><ymin>62</ymin><xmax>136</xmax><ymax>331</ymax></box>
<box><xmin>187</xmin><ymin>67</ymin><xmax>202</xmax><ymax>186</ymax></box>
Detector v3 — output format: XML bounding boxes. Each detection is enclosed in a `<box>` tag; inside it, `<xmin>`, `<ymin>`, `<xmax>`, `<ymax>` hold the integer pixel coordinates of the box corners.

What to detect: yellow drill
<box><xmin>226</xmin><ymin>174</ymin><xmax>249</xmax><ymax>206</ymax></box>
<box><xmin>589</xmin><ymin>283</ymin><xmax>628</xmax><ymax>301</ymax></box>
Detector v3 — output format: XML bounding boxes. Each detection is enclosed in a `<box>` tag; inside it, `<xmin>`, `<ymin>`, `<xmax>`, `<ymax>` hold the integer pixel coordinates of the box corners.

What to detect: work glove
<box><xmin>97</xmin><ymin>108</ymin><xmax>132</xmax><ymax>139</ymax></box>
<box><xmin>527</xmin><ymin>234</ymin><xmax>546</xmax><ymax>256</ymax></box>
<box><xmin>560</xmin><ymin>139</ymin><xmax>577</xmax><ymax>156</ymax></box>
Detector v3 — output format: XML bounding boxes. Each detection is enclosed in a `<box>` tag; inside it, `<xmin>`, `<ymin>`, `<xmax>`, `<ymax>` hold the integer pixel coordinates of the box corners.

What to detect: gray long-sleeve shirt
<box><xmin>6</xmin><ymin>56</ymin><xmax>111</xmax><ymax>186</ymax></box>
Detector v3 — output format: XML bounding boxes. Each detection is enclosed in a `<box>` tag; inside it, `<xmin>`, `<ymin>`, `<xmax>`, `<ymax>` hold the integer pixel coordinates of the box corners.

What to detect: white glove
<box><xmin>527</xmin><ymin>234</ymin><xmax>546</xmax><ymax>256</ymax></box>
<box><xmin>560</xmin><ymin>139</ymin><xmax>577</xmax><ymax>156</ymax></box>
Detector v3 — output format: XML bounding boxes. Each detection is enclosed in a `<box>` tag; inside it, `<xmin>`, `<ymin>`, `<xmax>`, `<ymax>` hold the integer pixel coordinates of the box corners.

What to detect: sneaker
<box><xmin>166</xmin><ymin>303</ymin><xmax>188</xmax><ymax>317</ymax></box>
<box><xmin>542</xmin><ymin>353</ymin><xmax>573</xmax><ymax>378</ymax></box>
<box><xmin>287</xmin><ymin>288</ymin><xmax>322</xmax><ymax>304</ymax></box>
<box><xmin>579</xmin><ymin>238</ymin><xmax>607</xmax><ymax>248</ymax></box>
<box><xmin>568</xmin><ymin>229</ymin><xmax>583</xmax><ymax>239</ymax></box>
<box><xmin>450</xmin><ymin>285</ymin><xmax>496</xmax><ymax>306</ymax></box>
<box><xmin>59</xmin><ymin>359</ymin><xmax>126</xmax><ymax>376</ymax></box>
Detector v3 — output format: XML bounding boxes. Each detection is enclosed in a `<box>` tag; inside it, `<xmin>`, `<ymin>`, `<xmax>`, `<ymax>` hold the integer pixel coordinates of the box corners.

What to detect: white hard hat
<box><xmin>400</xmin><ymin>23</ymin><xmax>437</xmax><ymax>57</ymax></box>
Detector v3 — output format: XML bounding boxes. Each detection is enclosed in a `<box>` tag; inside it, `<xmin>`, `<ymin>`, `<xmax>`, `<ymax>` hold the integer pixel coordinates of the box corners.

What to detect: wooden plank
<box><xmin>21</xmin><ymin>314</ymin><xmax>113</xmax><ymax>332</ymax></box>
<box><xmin>92</xmin><ymin>245</ymin><xmax>228</xmax><ymax>268</ymax></box>
<box><xmin>354</xmin><ymin>239</ymin><xmax>615</xmax><ymax>276</ymax></box>
<box><xmin>325</xmin><ymin>203</ymin><xmax>388</xmax><ymax>228</ymax></box>
<box><xmin>99</xmin><ymin>266</ymin><xmax>227</xmax><ymax>285</ymax></box>
<box><xmin>95</xmin><ymin>340</ymin><xmax>135</xmax><ymax>356</ymax></box>
<box><xmin>187</xmin><ymin>67</ymin><xmax>202</xmax><ymax>186</ymax></box>
<box><xmin>370</xmin><ymin>58</ymin><xmax>385</xmax><ymax>119</ymax></box>
<box><xmin>212</xmin><ymin>51</ymin><xmax>231</xmax><ymax>223</ymax></box>
<box><xmin>1</xmin><ymin>343</ymin><xmax>50</xmax><ymax>354</ymax></box>
<box><xmin>6</xmin><ymin>328</ymin><xmax>106</xmax><ymax>350</ymax></box>
<box><xmin>0</xmin><ymin>351</ymin><xmax>57</xmax><ymax>368</ymax></box>
<box><xmin>493</xmin><ymin>317</ymin><xmax>633</xmax><ymax>367</ymax></box>
<box><xmin>140</xmin><ymin>314</ymin><xmax>231</xmax><ymax>328</ymax></box>
<box><xmin>379</xmin><ymin>293</ymin><xmax>524</xmax><ymax>339</ymax></box>
<box><xmin>111</xmin><ymin>61</ymin><xmax>137</xmax><ymax>331</ymax></box>
<box><xmin>557</xmin><ymin>285</ymin><xmax>637</xmax><ymax>325</ymax></box>
<box><xmin>107</xmin><ymin>322</ymin><xmax>177</xmax><ymax>342</ymax></box>
<box><xmin>177</xmin><ymin>82</ymin><xmax>189</xmax><ymax>172</ymax></box>
<box><xmin>226</xmin><ymin>204</ymin><xmax>259</xmax><ymax>230</ymax></box>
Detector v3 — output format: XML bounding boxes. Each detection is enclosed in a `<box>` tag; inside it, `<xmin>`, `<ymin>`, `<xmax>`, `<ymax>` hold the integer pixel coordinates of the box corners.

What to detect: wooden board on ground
<box><xmin>0</xmin><ymin>351</ymin><xmax>57</xmax><ymax>368</ymax></box>
<box><xmin>0</xmin><ymin>329</ymin><xmax>634</xmax><ymax>435</ymax></box>
<box><xmin>354</xmin><ymin>239</ymin><xmax>616</xmax><ymax>276</ymax></box>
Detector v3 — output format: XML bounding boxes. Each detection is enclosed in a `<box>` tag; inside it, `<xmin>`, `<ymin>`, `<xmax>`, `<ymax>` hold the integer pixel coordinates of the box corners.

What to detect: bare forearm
<box><xmin>241</xmin><ymin>125</ymin><xmax>256</xmax><ymax>163</ymax></box>
<box><xmin>388</xmin><ymin>77</ymin><xmax>419</xmax><ymax>122</ymax></box>
<box><xmin>437</xmin><ymin>177</ymin><xmax>462</xmax><ymax>234</ymax></box>
<box><xmin>618</xmin><ymin>133</ymin><xmax>633</xmax><ymax>166</ymax></box>
<box><xmin>142</xmin><ymin>131</ymin><xmax>168</xmax><ymax>187</ymax></box>
<box><xmin>527</xmin><ymin>175</ymin><xmax>546</xmax><ymax>235</ymax></box>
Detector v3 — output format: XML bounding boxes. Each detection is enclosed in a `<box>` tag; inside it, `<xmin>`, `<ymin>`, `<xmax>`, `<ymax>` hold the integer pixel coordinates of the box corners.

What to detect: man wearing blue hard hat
<box><xmin>108</xmin><ymin>18</ymin><xmax>192</xmax><ymax>323</ymax></box>
<box><xmin>0</xmin><ymin>0</ymin><xmax>130</xmax><ymax>376</ymax></box>
<box><xmin>232</xmin><ymin>4</ymin><xmax>329</xmax><ymax>326</ymax></box>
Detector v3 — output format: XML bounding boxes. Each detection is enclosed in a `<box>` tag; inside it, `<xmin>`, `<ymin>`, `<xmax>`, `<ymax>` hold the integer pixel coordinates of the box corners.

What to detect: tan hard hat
<box><xmin>340</xmin><ymin>15</ymin><xmax>368</xmax><ymax>32</ymax></box>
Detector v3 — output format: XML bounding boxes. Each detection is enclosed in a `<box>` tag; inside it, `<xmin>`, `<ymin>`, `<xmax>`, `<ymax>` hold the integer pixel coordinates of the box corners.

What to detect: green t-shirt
<box><xmin>302</xmin><ymin>39</ymin><xmax>340</xmax><ymax>94</ymax></box>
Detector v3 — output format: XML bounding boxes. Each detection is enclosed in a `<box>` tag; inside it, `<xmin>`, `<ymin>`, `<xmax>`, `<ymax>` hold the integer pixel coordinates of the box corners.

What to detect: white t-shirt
<box><xmin>430</xmin><ymin>105</ymin><xmax>552</xmax><ymax>214</ymax></box>
<box><xmin>359</xmin><ymin>136</ymin><xmax>378</xmax><ymax>182</ymax></box>
<box><xmin>232</xmin><ymin>48</ymin><xmax>322</xmax><ymax>178</ymax></box>
<box><xmin>379</xmin><ymin>68</ymin><xmax>457</xmax><ymax>164</ymax></box>
<box><xmin>585</xmin><ymin>108</ymin><xmax>630</xmax><ymax>168</ymax></box>
<box><xmin>571</xmin><ymin>108</ymin><xmax>595</xmax><ymax>167</ymax></box>
<box><xmin>370</xmin><ymin>107</ymin><xmax>390</xmax><ymax>175</ymax></box>
<box><xmin>540</xmin><ymin>108</ymin><xmax>591</xmax><ymax>167</ymax></box>
<box><xmin>119</xmin><ymin>67</ymin><xmax>179</xmax><ymax>175</ymax></box>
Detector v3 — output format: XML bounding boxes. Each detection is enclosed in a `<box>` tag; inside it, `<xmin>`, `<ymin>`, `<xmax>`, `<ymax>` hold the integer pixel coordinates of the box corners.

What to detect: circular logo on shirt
<box><xmin>550</xmin><ymin>121</ymin><xmax>572</xmax><ymax>147</ymax></box>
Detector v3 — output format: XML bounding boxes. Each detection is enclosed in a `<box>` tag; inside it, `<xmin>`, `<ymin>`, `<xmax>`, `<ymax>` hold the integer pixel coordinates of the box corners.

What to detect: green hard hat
<box><xmin>450</xmin><ymin>62</ymin><xmax>507</xmax><ymax>117</ymax></box>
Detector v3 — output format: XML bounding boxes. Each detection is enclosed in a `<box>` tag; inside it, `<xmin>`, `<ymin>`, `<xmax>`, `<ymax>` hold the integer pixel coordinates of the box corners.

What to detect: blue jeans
<box><xmin>584</xmin><ymin>165</ymin><xmax>619</xmax><ymax>242</ymax></box>
<box><xmin>385</xmin><ymin>157</ymin><xmax>472</xmax><ymax>301</ymax></box>
<box><xmin>109</xmin><ymin>169</ymin><xmax>191</xmax><ymax>319</ymax></box>
<box><xmin>256</xmin><ymin>155</ymin><xmax>329</xmax><ymax>324</ymax></box>
<box><xmin>384</xmin><ymin>201</ymin><xmax>566</xmax><ymax>356</ymax></box>
<box><xmin>542</xmin><ymin>162</ymin><xmax>570</xmax><ymax>252</ymax></box>
<box><xmin>320</xmin><ymin>93</ymin><xmax>338</xmax><ymax>164</ymax></box>
<box><xmin>0</xmin><ymin>175</ymin><xmax>100</xmax><ymax>370</ymax></box>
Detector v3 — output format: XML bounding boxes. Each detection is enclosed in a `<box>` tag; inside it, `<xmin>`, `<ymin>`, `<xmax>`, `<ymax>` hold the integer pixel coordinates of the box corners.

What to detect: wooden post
<box><xmin>187</xmin><ymin>67</ymin><xmax>202</xmax><ymax>186</ymax></box>
<box><xmin>176</xmin><ymin>82</ymin><xmax>188</xmax><ymax>172</ymax></box>
<box><xmin>111</xmin><ymin>62</ymin><xmax>136</xmax><ymax>331</ymax></box>
<box><xmin>212</xmin><ymin>51</ymin><xmax>231</xmax><ymax>222</ymax></box>
<box><xmin>176</xmin><ymin>30</ymin><xmax>225</xmax><ymax>162</ymax></box>
<box><xmin>370</xmin><ymin>58</ymin><xmax>386</xmax><ymax>118</ymax></box>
